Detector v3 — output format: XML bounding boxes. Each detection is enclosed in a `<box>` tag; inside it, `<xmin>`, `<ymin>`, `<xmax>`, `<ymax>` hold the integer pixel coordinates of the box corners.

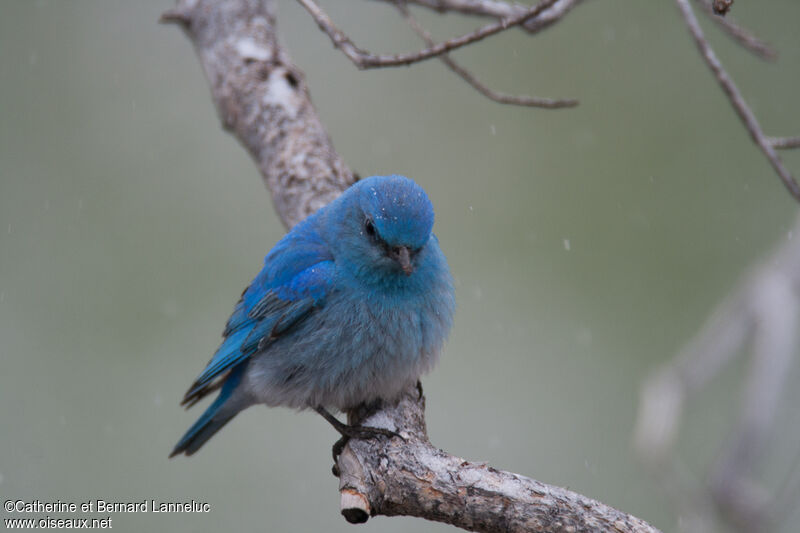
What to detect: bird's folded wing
<box><xmin>182</xmin><ymin>225</ymin><xmax>334</xmax><ymax>406</ymax></box>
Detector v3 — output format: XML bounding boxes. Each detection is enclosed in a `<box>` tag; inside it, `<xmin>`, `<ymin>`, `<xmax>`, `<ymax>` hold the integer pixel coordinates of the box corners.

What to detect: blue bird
<box><xmin>171</xmin><ymin>175</ymin><xmax>455</xmax><ymax>458</ymax></box>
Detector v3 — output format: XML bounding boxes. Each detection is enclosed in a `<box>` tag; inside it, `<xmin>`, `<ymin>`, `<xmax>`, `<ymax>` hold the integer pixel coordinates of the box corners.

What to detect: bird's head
<box><xmin>333</xmin><ymin>175</ymin><xmax>435</xmax><ymax>281</ymax></box>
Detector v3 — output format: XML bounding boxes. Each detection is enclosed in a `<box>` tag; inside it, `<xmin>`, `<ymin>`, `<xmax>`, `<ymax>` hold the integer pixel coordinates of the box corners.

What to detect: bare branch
<box><xmin>772</xmin><ymin>450</ymin><xmax>800</xmax><ymax>527</ymax></box>
<box><xmin>378</xmin><ymin>0</ymin><xmax>586</xmax><ymax>34</ymax></box>
<box><xmin>769</xmin><ymin>136</ymin><xmax>800</xmax><ymax>150</ymax></box>
<box><xmin>161</xmin><ymin>0</ymin><xmax>354</xmax><ymax>228</ymax></box>
<box><xmin>693</xmin><ymin>0</ymin><xmax>777</xmax><ymax>60</ymax></box>
<box><xmin>708</xmin><ymin>269</ymin><xmax>798</xmax><ymax>530</ymax></box>
<box><xmin>634</xmin><ymin>291</ymin><xmax>752</xmax><ymax>462</ymax></box>
<box><xmin>164</xmin><ymin>0</ymin><xmax>661</xmax><ymax>530</ymax></box>
<box><xmin>297</xmin><ymin>0</ymin><xmax>560</xmax><ymax>68</ymax></box>
<box><xmin>635</xmin><ymin>213</ymin><xmax>800</xmax><ymax>531</ymax></box>
<box><xmin>396</xmin><ymin>1</ymin><xmax>577</xmax><ymax>108</ymax></box>
<box><xmin>675</xmin><ymin>0</ymin><xmax>800</xmax><ymax>203</ymax></box>
<box><xmin>338</xmin><ymin>388</ymin><xmax>661</xmax><ymax>533</ymax></box>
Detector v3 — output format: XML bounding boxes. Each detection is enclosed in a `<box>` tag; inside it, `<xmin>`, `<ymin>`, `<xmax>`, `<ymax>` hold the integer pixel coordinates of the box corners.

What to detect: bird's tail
<box><xmin>170</xmin><ymin>365</ymin><xmax>246</xmax><ymax>458</ymax></box>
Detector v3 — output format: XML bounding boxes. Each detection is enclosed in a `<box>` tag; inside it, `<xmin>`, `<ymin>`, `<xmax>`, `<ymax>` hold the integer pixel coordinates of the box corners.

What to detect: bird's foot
<box><xmin>315</xmin><ymin>406</ymin><xmax>403</xmax><ymax>476</ymax></box>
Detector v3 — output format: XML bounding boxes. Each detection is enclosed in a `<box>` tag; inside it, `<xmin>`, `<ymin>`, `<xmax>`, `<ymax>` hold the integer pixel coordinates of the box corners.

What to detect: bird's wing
<box><xmin>181</xmin><ymin>224</ymin><xmax>334</xmax><ymax>406</ymax></box>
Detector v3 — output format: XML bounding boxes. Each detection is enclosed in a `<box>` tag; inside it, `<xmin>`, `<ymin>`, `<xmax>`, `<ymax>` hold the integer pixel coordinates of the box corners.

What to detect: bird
<box><xmin>170</xmin><ymin>174</ymin><xmax>455</xmax><ymax>458</ymax></box>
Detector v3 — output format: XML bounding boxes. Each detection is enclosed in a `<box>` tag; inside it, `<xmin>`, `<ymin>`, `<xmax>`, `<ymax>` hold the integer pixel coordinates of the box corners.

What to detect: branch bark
<box><xmin>162</xmin><ymin>0</ymin><xmax>354</xmax><ymax>228</ymax></box>
<box><xmin>162</xmin><ymin>0</ymin><xmax>661</xmax><ymax>530</ymax></box>
<box><xmin>338</xmin><ymin>389</ymin><xmax>660</xmax><ymax>532</ymax></box>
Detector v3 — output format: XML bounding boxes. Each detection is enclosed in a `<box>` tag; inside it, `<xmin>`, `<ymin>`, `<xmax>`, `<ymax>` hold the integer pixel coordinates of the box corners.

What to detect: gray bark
<box><xmin>162</xmin><ymin>0</ymin><xmax>354</xmax><ymax>229</ymax></box>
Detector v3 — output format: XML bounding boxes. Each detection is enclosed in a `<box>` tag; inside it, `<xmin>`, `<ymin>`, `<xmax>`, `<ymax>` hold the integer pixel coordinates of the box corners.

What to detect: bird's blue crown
<box><xmin>357</xmin><ymin>175</ymin><xmax>434</xmax><ymax>250</ymax></box>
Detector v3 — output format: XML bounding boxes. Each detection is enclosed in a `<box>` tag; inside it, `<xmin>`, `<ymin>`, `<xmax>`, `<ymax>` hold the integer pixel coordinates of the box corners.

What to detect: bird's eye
<box><xmin>364</xmin><ymin>219</ymin><xmax>376</xmax><ymax>237</ymax></box>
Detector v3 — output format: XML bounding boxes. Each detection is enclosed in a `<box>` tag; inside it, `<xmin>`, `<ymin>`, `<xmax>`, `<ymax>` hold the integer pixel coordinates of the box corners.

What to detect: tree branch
<box><xmin>693</xmin><ymin>0</ymin><xmax>776</xmax><ymax>60</ymax></box>
<box><xmin>338</xmin><ymin>389</ymin><xmax>660</xmax><ymax>532</ymax></box>
<box><xmin>635</xmin><ymin>213</ymin><xmax>800</xmax><ymax>531</ymax></box>
<box><xmin>769</xmin><ymin>136</ymin><xmax>800</xmax><ymax>150</ymax></box>
<box><xmin>297</xmin><ymin>0</ymin><xmax>562</xmax><ymax>68</ymax></box>
<box><xmin>395</xmin><ymin>1</ymin><xmax>578</xmax><ymax>108</ymax></box>
<box><xmin>674</xmin><ymin>0</ymin><xmax>800</xmax><ymax>204</ymax></box>
<box><xmin>162</xmin><ymin>0</ymin><xmax>354</xmax><ymax>228</ymax></box>
<box><xmin>386</xmin><ymin>0</ymin><xmax>586</xmax><ymax>35</ymax></box>
<box><xmin>162</xmin><ymin>0</ymin><xmax>661</xmax><ymax>530</ymax></box>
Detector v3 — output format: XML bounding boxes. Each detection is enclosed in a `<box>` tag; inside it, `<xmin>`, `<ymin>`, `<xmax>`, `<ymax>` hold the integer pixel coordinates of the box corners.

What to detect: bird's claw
<box><xmin>316</xmin><ymin>405</ymin><xmax>404</xmax><ymax>476</ymax></box>
<box><xmin>331</xmin><ymin>424</ymin><xmax>403</xmax><ymax>470</ymax></box>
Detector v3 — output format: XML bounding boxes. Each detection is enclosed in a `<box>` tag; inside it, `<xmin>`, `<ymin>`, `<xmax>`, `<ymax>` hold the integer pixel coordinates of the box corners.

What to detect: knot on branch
<box><xmin>712</xmin><ymin>0</ymin><xmax>734</xmax><ymax>16</ymax></box>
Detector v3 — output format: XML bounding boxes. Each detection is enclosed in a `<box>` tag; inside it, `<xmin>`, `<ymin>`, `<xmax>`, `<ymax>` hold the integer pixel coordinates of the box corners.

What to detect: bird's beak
<box><xmin>393</xmin><ymin>246</ymin><xmax>414</xmax><ymax>276</ymax></box>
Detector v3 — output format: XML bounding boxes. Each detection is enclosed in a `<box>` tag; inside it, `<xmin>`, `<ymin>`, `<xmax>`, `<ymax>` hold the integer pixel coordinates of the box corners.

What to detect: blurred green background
<box><xmin>2</xmin><ymin>0</ymin><xmax>799</xmax><ymax>531</ymax></box>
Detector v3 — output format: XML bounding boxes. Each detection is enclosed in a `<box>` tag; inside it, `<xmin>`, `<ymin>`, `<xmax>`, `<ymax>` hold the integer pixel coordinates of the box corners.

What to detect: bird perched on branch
<box><xmin>171</xmin><ymin>175</ymin><xmax>455</xmax><ymax>458</ymax></box>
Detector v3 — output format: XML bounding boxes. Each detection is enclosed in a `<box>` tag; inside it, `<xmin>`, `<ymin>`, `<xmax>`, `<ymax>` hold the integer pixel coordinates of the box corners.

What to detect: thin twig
<box><xmin>694</xmin><ymin>0</ymin><xmax>777</xmax><ymax>60</ymax></box>
<box><xmin>297</xmin><ymin>0</ymin><xmax>560</xmax><ymax>68</ymax></box>
<box><xmin>769</xmin><ymin>137</ymin><xmax>800</xmax><ymax>150</ymax></box>
<box><xmin>395</xmin><ymin>1</ymin><xmax>577</xmax><ymax>108</ymax></box>
<box><xmin>378</xmin><ymin>0</ymin><xmax>585</xmax><ymax>34</ymax></box>
<box><xmin>675</xmin><ymin>0</ymin><xmax>800</xmax><ymax>203</ymax></box>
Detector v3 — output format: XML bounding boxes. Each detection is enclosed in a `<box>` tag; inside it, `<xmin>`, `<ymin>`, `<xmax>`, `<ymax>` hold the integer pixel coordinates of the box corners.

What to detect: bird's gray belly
<box><xmin>243</xmin><ymin>294</ymin><xmax>441</xmax><ymax>410</ymax></box>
